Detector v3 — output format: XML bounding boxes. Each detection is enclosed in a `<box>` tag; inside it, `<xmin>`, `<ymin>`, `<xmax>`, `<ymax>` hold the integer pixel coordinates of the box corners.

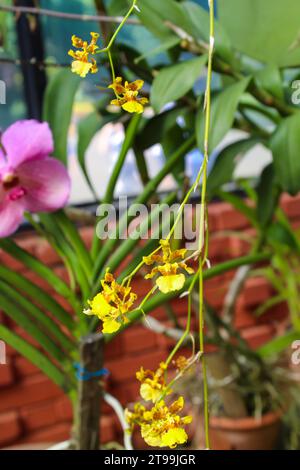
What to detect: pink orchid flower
<box><xmin>0</xmin><ymin>120</ymin><xmax>71</xmax><ymax>238</ymax></box>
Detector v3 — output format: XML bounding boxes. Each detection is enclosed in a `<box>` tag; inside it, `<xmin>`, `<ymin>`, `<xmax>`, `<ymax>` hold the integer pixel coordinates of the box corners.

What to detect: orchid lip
<box><xmin>2</xmin><ymin>172</ymin><xmax>20</xmax><ymax>191</ymax></box>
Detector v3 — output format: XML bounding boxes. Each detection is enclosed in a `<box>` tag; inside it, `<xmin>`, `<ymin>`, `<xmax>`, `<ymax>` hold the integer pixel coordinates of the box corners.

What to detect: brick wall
<box><xmin>0</xmin><ymin>194</ymin><xmax>299</xmax><ymax>448</ymax></box>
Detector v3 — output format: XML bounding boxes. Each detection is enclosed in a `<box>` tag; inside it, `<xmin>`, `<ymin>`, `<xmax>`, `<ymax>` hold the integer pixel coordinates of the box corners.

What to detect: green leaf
<box><xmin>137</xmin><ymin>107</ymin><xmax>185</xmax><ymax>151</ymax></box>
<box><xmin>207</xmin><ymin>138</ymin><xmax>259</xmax><ymax>199</ymax></box>
<box><xmin>135</xmin><ymin>36</ymin><xmax>181</xmax><ymax>64</ymax></box>
<box><xmin>77</xmin><ymin>111</ymin><xmax>117</xmax><ymax>199</ymax></box>
<box><xmin>0</xmin><ymin>265</ymin><xmax>74</xmax><ymax>330</ymax></box>
<box><xmin>267</xmin><ymin>222</ymin><xmax>300</xmax><ymax>253</ymax></box>
<box><xmin>0</xmin><ymin>238</ymin><xmax>78</xmax><ymax>310</ymax></box>
<box><xmin>138</xmin><ymin>0</ymin><xmax>183</xmax><ymax>40</ymax></box>
<box><xmin>0</xmin><ymin>291</ymin><xmax>66</xmax><ymax>363</ymax></box>
<box><xmin>151</xmin><ymin>55</ymin><xmax>207</xmax><ymax>113</ymax></box>
<box><xmin>43</xmin><ymin>69</ymin><xmax>80</xmax><ymax>164</ymax></box>
<box><xmin>218</xmin><ymin>0</ymin><xmax>300</xmax><ymax>67</ymax></box>
<box><xmin>0</xmin><ymin>279</ymin><xmax>75</xmax><ymax>352</ymax></box>
<box><xmin>162</xmin><ymin>124</ymin><xmax>187</xmax><ymax>184</ymax></box>
<box><xmin>0</xmin><ymin>324</ymin><xmax>71</xmax><ymax>391</ymax></box>
<box><xmin>270</xmin><ymin>112</ymin><xmax>300</xmax><ymax>195</ymax></box>
<box><xmin>254</xmin><ymin>65</ymin><xmax>283</xmax><ymax>101</ymax></box>
<box><xmin>256</xmin><ymin>163</ymin><xmax>281</xmax><ymax>227</ymax></box>
<box><xmin>53</xmin><ymin>210</ymin><xmax>93</xmax><ymax>279</ymax></box>
<box><xmin>182</xmin><ymin>1</ymin><xmax>233</xmax><ymax>63</ymax></box>
<box><xmin>196</xmin><ymin>77</ymin><xmax>251</xmax><ymax>153</ymax></box>
<box><xmin>258</xmin><ymin>330</ymin><xmax>300</xmax><ymax>357</ymax></box>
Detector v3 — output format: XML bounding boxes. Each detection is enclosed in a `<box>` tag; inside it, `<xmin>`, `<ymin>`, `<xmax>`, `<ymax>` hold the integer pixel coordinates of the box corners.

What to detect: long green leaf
<box><xmin>53</xmin><ymin>210</ymin><xmax>93</xmax><ymax>279</ymax></box>
<box><xmin>0</xmin><ymin>324</ymin><xmax>71</xmax><ymax>392</ymax></box>
<box><xmin>258</xmin><ymin>331</ymin><xmax>300</xmax><ymax>357</ymax></box>
<box><xmin>151</xmin><ymin>55</ymin><xmax>207</xmax><ymax>113</ymax></box>
<box><xmin>0</xmin><ymin>292</ymin><xmax>66</xmax><ymax>364</ymax></box>
<box><xmin>207</xmin><ymin>138</ymin><xmax>259</xmax><ymax>199</ymax></box>
<box><xmin>196</xmin><ymin>77</ymin><xmax>251</xmax><ymax>153</ymax></box>
<box><xmin>0</xmin><ymin>279</ymin><xmax>75</xmax><ymax>352</ymax></box>
<box><xmin>0</xmin><ymin>265</ymin><xmax>74</xmax><ymax>330</ymax></box>
<box><xmin>43</xmin><ymin>69</ymin><xmax>80</xmax><ymax>164</ymax></box>
<box><xmin>0</xmin><ymin>238</ymin><xmax>78</xmax><ymax>310</ymax></box>
<box><xmin>270</xmin><ymin>111</ymin><xmax>300</xmax><ymax>195</ymax></box>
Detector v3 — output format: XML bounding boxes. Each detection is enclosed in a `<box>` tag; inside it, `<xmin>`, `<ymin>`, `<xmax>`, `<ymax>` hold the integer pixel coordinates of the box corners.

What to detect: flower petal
<box><xmin>2</xmin><ymin>120</ymin><xmax>54</xmax><ymax>167</ymax></box>
<box><xmin>161</xmin><ymin>428</ymin><xmax>188</xmax><ymax>448</ymax></box>
<box><xmin>156</xmin><ymin>274</ymin><xmax>185</xmax><ymax>294</ymax></box>
<box><xmin>17</xmin><ymin>157</ymin><xmax>71</xmax><ymax>213</ymax></box>
<box><xmin>0</xmin><ymin>200</ymin><xmax>24</xmax><ymax>238</ymax></box>
<box><xmin>102</xmin><ymin>319</ymin><xmax>121</xmax><ymax>334</ymax></box>
<box><xmin>122</xmin><ymin>101</ymin><xmax>144</xmax><ymax>114</ymax></box>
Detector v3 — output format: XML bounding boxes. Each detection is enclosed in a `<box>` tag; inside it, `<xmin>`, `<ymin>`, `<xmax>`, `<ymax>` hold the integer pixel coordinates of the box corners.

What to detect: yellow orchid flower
<box><xmin>143</xmin><ymin>240</ymin><xmax>194</xmax><ymax>294</ymax></box>
<box><xmin>125</xmin><ymin>396</ymin><xmax>192</xmax><ymax>449</ymax></box>
<box><xmin>68</xmin><ymin>32</ymin><xmax>100</xmax><ymax>77</ymax></box>
<box><xmin>136</xmin><ymin>362</ymin><xmax>170</xmax><ymax>403</ymax></box>
<box><xmin>84</xmin><ymin>270</ymin><xmax>137</xmax><ymax>334</ymax></box>
<box><xmin>108</xmin><ymin>77</ymin><xmax>149</xmax><ymax>114</ymax></box>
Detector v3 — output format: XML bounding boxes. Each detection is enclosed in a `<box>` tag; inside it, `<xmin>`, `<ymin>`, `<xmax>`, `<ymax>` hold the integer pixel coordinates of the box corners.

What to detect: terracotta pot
<box><xmin>209</xmin><ymin>410</ymin><xmax>282</xmax><ymax>450</ymax></box>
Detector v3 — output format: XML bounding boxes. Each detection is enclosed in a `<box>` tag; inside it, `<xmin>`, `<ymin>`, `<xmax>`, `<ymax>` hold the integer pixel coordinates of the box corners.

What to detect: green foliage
<box><xmin>43</xmin><ymin>70</ymin><xmax>81</xmax><ymax>165</ymax></box>
<box><xmin>151</xmin><ymin>55</ymin><xmax>207</xmax><ymax>113</ymax></box>
<box><xmin>218</xmin><ymin>0</ymin><xmax>300</xmax><ymax>67</ymax></box>
<box><xmin>196</xmin><ymin>78</ymin><xmax>251</xmax><ymax>153</ymax></box>
<box><xmin>270</xmin><ymin>112</ymin><xmax>300</xmax><ymax>195</ymax></box>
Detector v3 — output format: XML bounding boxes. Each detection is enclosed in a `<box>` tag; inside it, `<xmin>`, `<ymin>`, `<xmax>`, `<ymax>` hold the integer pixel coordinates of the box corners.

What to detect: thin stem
<box><xmin>107</xmin><ymin>49</ymin><xmax>116</xmax><ymax>83</ymax></box>
<box><xmin>165</xmin><ymin>294</ymin><xmax>192</xmax><ymax>367</ymax></box>
<box><xmin>197</xmin><ymin>0</ymin><xmax>215</xmax><ymax>450</ymax></box>
<box><xmin>106</xmin><ymin>0</ymin><xmax>138</xmax><ymax>51</ymax></box>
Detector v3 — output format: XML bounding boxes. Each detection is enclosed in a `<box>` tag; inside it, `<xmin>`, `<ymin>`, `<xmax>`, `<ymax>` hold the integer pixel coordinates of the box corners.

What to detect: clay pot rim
<box><xmin>209</xmin><ymin>409</ymin><xmax>283</xmax><ymax>431</ymax></box>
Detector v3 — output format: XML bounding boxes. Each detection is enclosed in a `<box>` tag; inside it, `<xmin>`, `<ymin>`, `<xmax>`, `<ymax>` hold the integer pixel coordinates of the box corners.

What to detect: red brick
<box><xmin>122</xmin><ymin>326</ymin><xmax>157</xmax><ymax>354</ymax></box>
<box><xmin>207</xmin><ymin>235</ymin><xmax>232</xmax><ymax>261</ymax></box>
<box><xmin>281</xmin><ymin>193</ymin><xmax>300</xmax><ymax>219</ymax></box>
<box><xmin>80</xmin><ymin>226</ymin><xmax>94</xmax><ymax>249</ymax></box>
<box><xmin>18</xmin><ymin>422</ymin><xmax>71</xmax><ymax>444</ymax></box>
<box><xmin>0</xmin><ymin>251</ymin><xmax>24</xmax><ymax>272</ymax></box>
<box><xmin>100</xmin><ymin>414</ymin><xmax>117</xmax><ymax>444</ymax></box>
<box><xmin>34</xmin><ymin>239</ymin><xmax>61</xmax><ymax>266</ymax></box>
<box><xmin>241</xmin><ymin>325</ymin><xmax>276</xmax><ymax>349</ymax></box>
<box><xmin>209</xmin><ymin>202</ymin><xmax>250</xmax><ymax>231</ymax></box>
<box><xmin>0</xmin><ymin>360</ymin><xmax>15</xmax><ymax>387</ymax></box>
<box><xmin>104</xmin><ymin>335</ymin><xmax>123</xmax><ymax>360</ymax></box>
<box><xmin>107</xmin><ymin>349</ymin><xmax>167</xmax><ymax>383</ymax></box>
<box><xmin>54</xmin><ymin>396</ymin><xmax>73</xmax><ymax>422</ymax></box>
<box><xmin>0</xmin><ymin>374</ymin><xmax>62</xmax><ymax>412</ymax></box>
<box><xmin>240</xmin><ymin>277</ymin><xmax>271</xmax><ymax>307</ymax></box>
<box><xmin>0</xmin><ymin>411</ymin><xmax>22</xmax><ymax>446</ymax></box>
<box><xmin>14</xmin><ymin>357</ymin><xmax>39</xmax><ymax>378</ymax></box>
<box><xmin>20</xmin><ymin>401</ymin><xmax>57</xmax><ymax>432</ymax></box>
<box><xmin>15</xmin><ymin>235</ymin><xmax>38</xmax><ymax>256</ymax></box>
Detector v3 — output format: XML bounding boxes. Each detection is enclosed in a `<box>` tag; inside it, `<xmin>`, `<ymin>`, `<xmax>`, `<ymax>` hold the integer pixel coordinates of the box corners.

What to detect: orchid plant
<box><xmin>1</xmin><ymin>0</ymin><xmax>300</xmax><ymax>451</ymax></box>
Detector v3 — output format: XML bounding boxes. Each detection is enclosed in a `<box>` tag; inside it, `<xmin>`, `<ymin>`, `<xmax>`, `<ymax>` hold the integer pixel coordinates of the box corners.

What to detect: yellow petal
<box><xmin>141</xmin><ymin>425</ymin><xmax>162</xmax><ymax>448</ymax></box>
<box><xmin>156</xmin><ymin>274</ymin><xmax>185</xmax><ymax>293</ymax></box>
<box><xmin>122</xmin><ymin>100</ymin><xmax>144</xmax><ymax>114</ymax></box>
<box><xmin>89</xmin><ymin>293</ymin><xmax>112</xmax><ymax>316</ymax></box>
<box><xmin>71</xmin><ymin>60</ymin><xmax>92</xmax><ymax>77</ymax></box>
<box><xmin>140</xmin><ymin>383</ymin><xmax>161</xmax><ymax>403</ymax></box>
<box><xmin>161</xmin><ymin>428</ymin><xmax>188</xmax><ymax>448</ymax></box>
<box><xmin>102</xmin><ymin>318</ymin><xmax>121</xmax><ymax>334</ymax></box>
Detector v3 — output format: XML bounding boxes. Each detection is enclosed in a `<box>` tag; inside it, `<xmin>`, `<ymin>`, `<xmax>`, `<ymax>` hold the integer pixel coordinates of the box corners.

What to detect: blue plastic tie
<box><xmin>74</xmin><ymin>362</ymin><xmax>109</xmax><ymax>381</ymax></box>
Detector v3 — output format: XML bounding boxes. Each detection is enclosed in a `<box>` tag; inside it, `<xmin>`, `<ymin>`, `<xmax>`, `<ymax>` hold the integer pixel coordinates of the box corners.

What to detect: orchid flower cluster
<box><xmin>68</xmin><ymin>0</ymin><xmax>212</xmax><ymax>449</ymax></box>
<box><xmin>0</xmin><ymin>0</ymin><xmax>213</xmax><ymax>451</ymax></box>
<box><xmin>68</xmin><ymin>0</ymin><xmax>148</xmax><ymax>115</ymax></box>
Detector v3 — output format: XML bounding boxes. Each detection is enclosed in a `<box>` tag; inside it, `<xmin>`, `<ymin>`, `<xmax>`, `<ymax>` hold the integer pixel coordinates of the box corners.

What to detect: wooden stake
<box><xmin>75</xmin><ymin>333</ymin><xmax>104</xmax><ymax>450</ymax></box>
